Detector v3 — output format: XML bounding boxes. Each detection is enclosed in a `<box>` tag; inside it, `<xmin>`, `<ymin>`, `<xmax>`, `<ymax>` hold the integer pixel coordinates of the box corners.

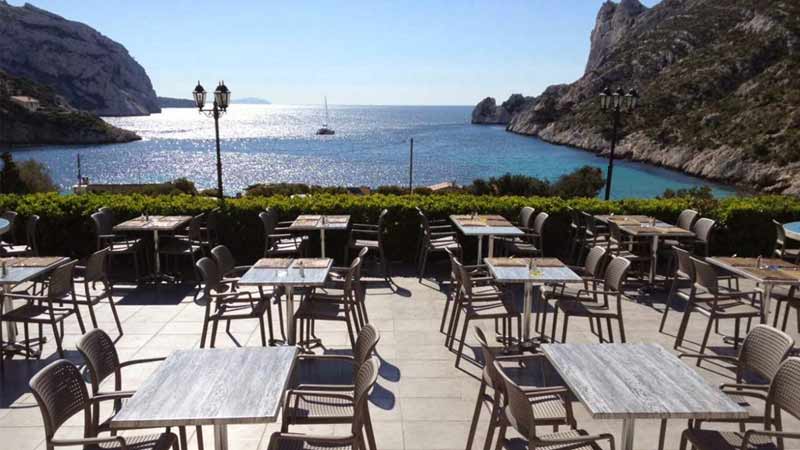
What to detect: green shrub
<box><xmin>0</xmin><ymin>193</ymin><xmax>796</xmax><ymax>264</ymax></box>
<box><xmin>551</xmin><ymin>166</ymin><xmax>605</xmax><ymax>198</ymax></box>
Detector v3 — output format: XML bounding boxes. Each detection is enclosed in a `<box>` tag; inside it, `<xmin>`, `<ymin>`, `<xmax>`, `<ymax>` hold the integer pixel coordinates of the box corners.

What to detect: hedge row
<box><xmin>1</xmin><ymin>193</ymin><xmax>799</xmax><ymax>265</ymax></box>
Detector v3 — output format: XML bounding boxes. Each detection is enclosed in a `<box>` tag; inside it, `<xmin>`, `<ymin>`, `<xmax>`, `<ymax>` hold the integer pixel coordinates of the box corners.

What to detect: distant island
<box><xmin>232</xmin><ymin>97</ymin><xmax>272</xmax><ymax>105</ymax></box>
<box><xmin>473</xmin><ymin>0</ymin><xmax>800</xmax><ymax>195</ymax></box>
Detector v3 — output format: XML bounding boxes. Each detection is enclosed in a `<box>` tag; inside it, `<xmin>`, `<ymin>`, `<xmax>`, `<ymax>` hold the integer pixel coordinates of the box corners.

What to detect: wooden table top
<box><xmin>450</xmin><ymin>215</ymin><xmax>524</xmax><ymax>237</ymax></box>
<box><xmin>237</xmin><ymin>258</ymin><xmax>333</xmax><ymax>287</ymax></box>
<box><xmin>0</xmin><ymin>256</ymin><xmax>68</xmax><ymax>285</ymax></box>
<box><xmin>289</xmin><ymin>215</ymin><xmax>351</xmax><ymax>231</ymax></box>
<box><xmin>113</xmin><ymin>215</ymin><xmax>193</xmax><ymax>232</ymax></box>
<box><xmin>111</xmin><ymin>347</ymin><xmax>298</xmax><ymax>428</ymax></box>
<box><xmin>707</xmin><ymin>256</ymin><xmax>800</xmax><ymax>285</ymax></box>
<box><xmin>485</xmin><ymin>257</ymin><xmax>582</xmax><ymax>284</ymax></box>
<box><xmin>541</xmin><ymin>343</ymin><xmax>748</xmax><ymax>420</ymax></box>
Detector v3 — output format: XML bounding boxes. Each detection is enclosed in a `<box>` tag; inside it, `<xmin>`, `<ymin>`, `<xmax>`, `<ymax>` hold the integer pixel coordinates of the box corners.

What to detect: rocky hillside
<box><xmin>474</xmin><ymin>0</ymin><xmax>800</xmax><ymax>195</ymax></box>
<box><xmin>0</xmin><ymin>1</ymin><xmax>159</xmax><ymax>116</ymax></box>
<box><xmin>0</xmin><ymin>71</ymin><xmax>139</xmax><ymax>145</ymax></box>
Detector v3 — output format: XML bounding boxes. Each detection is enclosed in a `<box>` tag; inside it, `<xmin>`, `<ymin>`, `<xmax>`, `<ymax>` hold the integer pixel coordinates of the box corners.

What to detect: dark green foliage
<box><xmin>1</xmin><ymin>192</ymin><xmax>797</xmax><ymax>264</ymax></box>
<box><xmin>0</xmin><ymin>152</ymin><xmax>22</xmax><ymax>194</ymax></box>
<box><xmin>551</xmin><ymin>166</ymin><xmax>605</xmax><ymax>198</ymax></box>
<box><xmin>470</xmin><ymin>167</ymin><xmax>604</xmax><ymax>198</ymax></box>
<box><xmin>18</xmin><ymin>160</ymin><xmax>58</xmax><ymax>193</ymax></box>
<box><xmin>170</xmin><ymin>177</ymin><xmax>197</xmax><ymax>195</ymax></box>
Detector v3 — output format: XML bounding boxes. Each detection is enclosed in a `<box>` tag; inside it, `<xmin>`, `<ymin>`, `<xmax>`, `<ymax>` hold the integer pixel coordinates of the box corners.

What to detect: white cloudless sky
<box><xmin>12</xmin><ymin>1</ymin><xmax>661</xmax><ymax>105</ymax></box>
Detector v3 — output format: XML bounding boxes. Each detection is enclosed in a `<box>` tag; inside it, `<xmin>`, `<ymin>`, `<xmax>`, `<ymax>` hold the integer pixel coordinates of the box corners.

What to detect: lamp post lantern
<box><xmin>193</xmin><ymin>80</ymin><xmax>230</xmax><ymax>200</ymax></box>
<box><xmin>599</xmin><ymin>86</ymin><xmax>639</xmax><ymax>200</ymax></box>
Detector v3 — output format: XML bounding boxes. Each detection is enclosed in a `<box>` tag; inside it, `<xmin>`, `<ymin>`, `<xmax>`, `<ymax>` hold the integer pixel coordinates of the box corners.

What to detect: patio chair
<box><xmin>773</xmin><ymin>219</ymin><xmax>800</xmax><ymax>264</ymax></box>
<box><xmin>72</xmin><ymin>247</ymin><xmax>123</xmax><ymax>337</ymax></box>
<box><xmin>415</xmin><ymin>207</ymin><xmax>455</xmax><ymax>265</ymax></box>
<box><xmin>327</xmin><ymin>246</ymin><xmax>371</xmax><ymax>329</ymax></box>
<box><xmin>493</xmin><ymin>358</ymin><xmax>615</xmax><ymax>450</ymax></box>
<box><xmin>677</xmin><ymin>325</ymin><xmax>794</xmax><ymax>431</ymax></box>
<box><xmin>686</xmin><ymin>217</ymin><xmax>716</xmax><ymax>257</ymax></box>
<box><xmin>294</xmin><ymin>257</ymin><xmax>363</xmax><ymax>348</ymax></box>
<box><xmin>544</xmin><ymin>245</ymin><xmax>608</xmax><ymax>337</ymax></box>
<box><xmin>606</xmin><ymin>221</ymin><xmax>650</xmax><ymax>279</ymax></box>
<box><xmin>679</xmin><ymin>357</ymin><xmax>800</xmax><ymax>450</ymax></box>
<box><xmin>159</xmin><ymin>214</ymin><xmax>204</xmax><ymax>283</ymax></box>
<box><xmin>677</xmin><ymin>257</ymin><xmax>761</xmax><ymax>357</ymax></box>
<box><xmin>291</xmin><ymin>323</ymin><xmax>380</xmax><ymax>389</ymax></box>
<box><xmin>268</xmin><ymin>356</ymin><xmax>380</xmax><ymax>450</ymax></box>
<box><xmin>566</xmin><ymin>206</ymin><xmax>586</xmax><ymax>264</ymax></box>
<box><xmin>0</xmin><ymin>214</ymin><xmax>39</xmax><ymax>257</ymax></box>
<box><xmin>259</xmin><ymin>210</ymin><xmax>305</xmax><ymax>257</ymax></box>
<box><xmin>76</xmin><ymin>328</ymin><xmax>202</xmax><ymax>448</ymax></box>
<box><xmin>29</xmin><ymin>359</ymin><xmax>179</xmax><ymax>450</ymax></box>
<box><xmin>771</xmin><ymin>286</ymin><xmax>799</xmax><ymax>333</ymax></box>
<box><xmin>504</xmin><ymin>212</ymin><xmax>548</xmax><ymax>257</ymax></box>
<box><xmin>549</xmin><ymin>256</ymin><xmax>632</xmax><ymax>343</ymax></box>
<box><xmin>345</xmin><ymin>208</ymin><xmax>390</xmax><ymax>281</ymax></box>
<box><xmin>449</xmin><ymin>255</ymin><xmax>520</xmax><ymax>368</ymax></box>
<box><xmin>211</xmin><ymin>244</ymin><xmax>285</xmax><ymax>344</ymax></box>
<box><xmin>91</xmin><ymin>210</ymin><xmax>144</xmax><ymax>282</ymax></box>
<box><xmin>0</xmin><ymin>260</ymin><xmax>82</xmax><ymax>362</ymax></box>
<box><xmin>442</xmin><ymin>248</ymin><xmax>499</xmax><ymax>340</ymax></box>
<box><xmin>200</xmin><ymin>208</ymin><xmax>221</xmax><ymax>252</ymax></box>
<box><xmin>660</xmin><ymin>246</ymin><xmax>694</xmax><ymax>333</ymax></box>
<box><xmin>195</xmin><ymin>257</ymin><xmax>270</xmax><ymax>348</ymax></box>
<box><xmin>467</xmin><ymin>327</ymin><xmax>575</xmax><ymax>450</ymax></box>
<box><xmin>578</xmin><ymin>211</ymin><xmax>609</xmax><ymax>264</ymax></box>
<box><xmin>418</xmin><ymin>209</ymin><xmax>462</xmax><ymax>280</ymax></box>
<box><xmin>495</xmin><ymin>206</ymin><xmax>535</xmax><ymax>250</ymax></box>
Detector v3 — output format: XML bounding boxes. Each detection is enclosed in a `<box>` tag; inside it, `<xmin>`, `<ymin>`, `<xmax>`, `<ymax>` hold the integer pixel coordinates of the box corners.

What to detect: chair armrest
<box><xmin>351</xmin><ymin>229</ymin><xmax>378</xmax><ymax>236</ymax></box>
<box><xmin>51</xmin><ymin>436</ymin><xmax>128</xmax><ymax>449</ymax></box>
<box><xmin>286</xmin><ymin>389</ymin><xmax>354</xmax><ymax>402</ymax></box>
<box><xmin>677</xmin><ymin>352</ymin><xmax>739</xmax><ymax>363</ymax></box>
<box><xmin>744</xmin><ymin>429</ymin><xmax>800</xmax><ymax>447</ymax></box>
<box><xmin>720</xmin><ymin>383</ymin><xmax>769</xmax><ymax>393</ymax></box>
<box><xmin>1</xmin><ymin>292</ymin><xmax>47</xmax><ymax>301</ymax></box>
<box><xmin>522</xmin><ymin>386</ymin><xmax>571</xmax><ymax>397</ymax></box>
<box><xmin>296</xmin><ymin>354</ymin><xmax>355</xmax><ymax>363</ymax></box>
<box><xmin>720</xmin><ymin>388</ymin><xmax>768</xmax><ymax>402</ymax></box>
<box><xmin>431</xmin><ymin>231</ymin><xmax>457</xmax><ymax>237</ymax></box>
<box><xmin>293</xmin><ymin>384</ymin><xmax>354</xmax><ymax>391</ymax></box>
<box><xmin>91</xmin><ymin>391</ymin><xmax>137</xmax><ymax>404</ymax></box>
<box><xmin>118</xmin><ymin>357</ymin><xmax>166</xmax><ymax>369</ymax></box>
<box><xmin>536</xmin><ymin>432</ymin><xmax>615</xmax><ymax>447</ymax></box>
<box><xmin>269</xmin><ymin>432</ymin><xmax>354</xmax><ymax>447</ymax></box>
<box><xmin>575</xmin><ymin>289</ymin><xmax>618</xmax><ymax>298</ymax></box>
<box><xmin>268</xmin><ymin>233</ymin><xmax>296</xmax><ymax>239</ymax></box>
<box><xmin>352</xmin><ymin>223</ymin><xmax>378</xmax><ymax>229</ymax></box>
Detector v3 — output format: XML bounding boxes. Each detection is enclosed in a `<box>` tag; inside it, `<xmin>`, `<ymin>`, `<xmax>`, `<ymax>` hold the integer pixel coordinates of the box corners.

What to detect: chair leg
<box><xmin>455</xmin><ymin>315</ymin><xmax>470</xmax><ymax>368</ymax></box>
<box><xmin>618</xmin><ymin>316</ymin><xmax>626</xmax><ymax>343</ymax></box>
<box><xmin>364</xmin><ymin>408</ymin><xmax>378</xmax><ymax>450</ymax></box>
<box><xmin>550</xmin><ymin>307</ymin><xmax>559</xmax><ymax>342</ymax></box>
<box><xmin>258</xmin><ymin>316</ymin><xmax>267</xmax><ymax>347</ymax></box>
<box><xmin>51</xmin><ymin>320</ymin><xmax>64</xmax><ymax>358</ymax></box>
<box><xmin>660</xmin><ymin>277</ymin><xmax>679</xmax><ymax>332</ymax></box>
<box><xmin>196</xmin><ymin>426</ymin><xmax>204</xmax><ymax>450</ymax></box>
<box><xmin>107</xmin><ymin>294</ymin><xmax>124</xmax><ymax>337</ymax></box>
<box><xmin>606</xmin><ymin>317</ymin><xmax>614</xmax><ymax>343</ymax></box>
<box><xmin>465</xmin><ymin>378</ymin><xmax>486</xmax><ymax>450</ymax></box>
<box><xmin>773</xmin><ymin>301</ymin><xmax>782</xmax><ymax>328</ymax></box>
<box><xmin>483</xmin><ymin>390</ymin><xmax>502</xmax><ymax>450</ymax></box>
<box><xmin>209</xmin><ymin>319</ymin><xmax>219</xmax><ymax>348</ymax></box>
<box><xmin>418</xmin><ymin>248</ymin><xmax>429</xmax><ymax>281</ymax></box>
<box><xmin>87</xmin><ymin>302</ymin><xmax>99</xmax><ymax>330</ymax></box>
<box><xmin>440</xmin><ymin>287</ymin><xmax>453</xmax><ymax>333</ymax></box>
<box><xmin>560</xmin><ymin>314</ymin><xmax>569</xmax><ymax>344</ymax></box>
<box><xmin>697</xmin><ymin>316</ymin><xmax>714</xmax><ymax>365</ymax></box>
<box><xmin>658</xmin><ymin>419</ymin><xmax>667</xmax><ymax>450</ymax></box>
<box><xmin>447</xmin><ymin>303</ymin><xmax>462</xmax><ymax>350</ymax></box>
<box><xmin>674</xmin><ymin>304</ymin><xmax>694</xmax><ymax>350</ymax></box>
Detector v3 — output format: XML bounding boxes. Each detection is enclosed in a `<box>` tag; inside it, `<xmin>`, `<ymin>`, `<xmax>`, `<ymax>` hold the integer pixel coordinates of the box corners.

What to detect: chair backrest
<box><xmin>494</xmin><ymin>359</ymin><xmax>538</xmax><ymax>440</ymax></box>
<box><xmin>97</xmin><ymin>206</ymin><xmax>113</xmax><ymax>217</ymax></box>
<box><xmin>453</xmin><ymin>256</ymin><xmax>476</xmax><ymax>300</ymax></box>
<box><xmin>520</xmin><ymin>207</ymin><xmax>535</xmax><ymax>229</ymax></box>
<box><xmin>210</xmin><ymin>245</ymin><xmax>236</xmax><ymax>276</ymax></box>
<box><xmin>773</xmin><ymin>220</ymin><xmax>787</xmax><ymax>249</ymax></box>
<box><xmin>581</xmin><ymin>211</ymin><xmax>597</xmax><ymax>233</ymax></box>
<box><xmin>29</xmin><ymin>360</ymin><xmax>92</xmax><ymax>443</ymax></box>
<box><xmin>377</xmin><ymin>209</ymin><xmax>388</xmax><ymax>241</ymax></box>
<box><xmin>354</xmin><ymin>324</ymin><xmax>381</xmax><ymax>369</ymax></box>
<box><xmin>48</xmin><ymin>260</ymin><xmax>77</xmax><ymax>299</ymax></box>
<box><xmin>474</xmin><ymin>327</ymin><xmax>503</xmax><ymax>390</ymax></box>
<box><xmin>91</xmin><ymin>211</ymin><xmax>114</xmax><ymax>237</ymax></box>
<box><xmin>259</xmin><ymin>210</ymin><xmax>276</xmax><ymax>236</ymax></box>
<box><xmin>342</xmin><ymin>257</ymin><xmax>362</xmax><ymax>294</ymax></box>
<box><xmin>445</xmin><ymin>248</ymin><xmax>462</xmax><ymax>288</ymax></box>
<box><xmin>568</xmin><ymin>206</ymin><xmax>583</xmax><ymax>229</ymax></box>
<box><xmin>737</xmin><ymin>325</ymin><xmax>795</xmax><ymax>383</ymax></box>
<box><xmin>84</xmin><ymin>248</ymin><xmax>110</xmax><ymax>282</ymax></box>
<box><xmin>351</xmin><ymin>357</ymin><xmax>380</xmax><ymax>435</ymax></box>
<box><xmin>584</xmin><ymin>246</ymin><xmax>608</xmax><ymax>279</ymax></box>
<box><xmin>187</xmin><ymin>214</ymin><xmax>203</xmax><ymax>241</ymax></box>
<box><xmin>676</xmin><ymin>209</ymin><xmax>699</xmax><ymax>230</ymax></box>
<box><xmin>196</xmin><ymin>257</ymin><xmax>222</xmax><ymax>294</ymax></box>
<box><xmin>673</xmin><ymin>246</ymin><xmax>695</xmax><ymax>280</ymax></box>
<box><xmin>603</xmin><ymin>256</ymin><xmax>631</xmax><ymax>293</ymax></box>
<box><xmin>76</xmin><ymin>329</ymin><xmax>121</xmax><ymax>394</ymax></box>
<box><xmin>692</xmin><ymin>217</ymin><xmax>715</xmax><ymax>244</ymax></box>
<box><xmin>532</xmin><ymin>212</ymin><xmax>548</xmax><ymax>235</ymax></box>
<box><xmin>608</xmin><ymin>221</ymin><xmax>623</xmax><ymax>245</ymax></box>
<box><xmin>767</xmin><ymin>357</ymin><xmax>800</xmax><ymax>423</ymax></box>
<box><xmin>26</xmin><ymin>214</ymin><xmax>40</xmax><ymax>255</ymax></box>
<box><xmin>418</xmin><ymin>209</ymin><xmax>432</xmax><ymax>237</ymax></box>
<box><xmin>691</xmin><ymin>256</ymin><xmax>719</xmax><ymax>294</ymax></box>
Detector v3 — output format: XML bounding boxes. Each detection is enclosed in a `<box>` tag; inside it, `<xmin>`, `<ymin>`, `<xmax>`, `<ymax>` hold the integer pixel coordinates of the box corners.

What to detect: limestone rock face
<box><xmin>0</xmin><ymin>2</ymin><xmax>160</xmax><ymax>116</ymax></box>
<box><xmin>472</xmin><ymin>94</ymin><xmax>534</xmax><ymax>125</ymax></box>
<box><xmin>472</xmin><ymin>0</ymin><xmax>800</xmax><ymax>194</ymax></box>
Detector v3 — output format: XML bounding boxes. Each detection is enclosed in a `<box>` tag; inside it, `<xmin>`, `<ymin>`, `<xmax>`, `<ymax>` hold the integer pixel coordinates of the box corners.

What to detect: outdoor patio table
<box><xmin>238</xmin><ymin>257</ymin><xmax>333</xmax><ymax>345</ymax></box>
<box><xmin>450</xmin><ymin>214</ymin><xmax>524</xmax><ymax>263</ymax></box>
<box><xmin>0</xmin><ymin>256</ymin><xmax>68</xmax><ymax>357</ymax></box>
<box><xmin>113</xmin><ymin>215</ymin><xmax>192</xmax><ymax>283</ymax></box>
<box><xmin>485</xmin><ymin>257</ymin><xmax>581</xmax><ymax>349</ymax></box>
<box><xmin>111</xmin><ymin>346</ymin><xmax>297</xmax><ymax>450</ymax></box>
<box><xmin>595</xmin><ymin>214</ymin><xmax>694</xmax><ymax>287</ymax></box>
<box><xmin>705</xmin><ymin>256</ymin><xmax>800</xmax><ymax>323</ymax></box>
<box><xmin>541</xmin><ymin>343</ymin><xmax>747</xmax><ymax>450</ymax></box>
<box><xmin>288</xmin><ymin>214</ymin><xmax>350</xmax><ymax>258</ymax></box>
<box><xmin>785</xmin><ymin>221</ymin><xmax>800</xmax><ymax>241</ymax></box>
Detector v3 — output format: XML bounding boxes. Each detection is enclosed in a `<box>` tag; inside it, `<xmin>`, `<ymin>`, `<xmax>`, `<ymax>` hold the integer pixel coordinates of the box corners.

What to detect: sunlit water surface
<box><xmin>12</xmin><ymin>105</ymin><xmax>734</xmax><ymax>198</ymax></box>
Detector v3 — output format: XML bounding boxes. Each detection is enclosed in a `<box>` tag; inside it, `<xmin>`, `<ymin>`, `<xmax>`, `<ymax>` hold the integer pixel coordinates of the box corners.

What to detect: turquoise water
<box><xmin>10</xmin><ymin>105</ymin><xmax>734</xmax><ymax>198</ymax></box>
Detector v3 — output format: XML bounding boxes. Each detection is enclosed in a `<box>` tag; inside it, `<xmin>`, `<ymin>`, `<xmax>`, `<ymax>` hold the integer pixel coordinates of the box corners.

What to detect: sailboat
<box><xmin>316</xmin><ymin>97</ymin><xmax>335</xmax><ymax>135</ymax></box>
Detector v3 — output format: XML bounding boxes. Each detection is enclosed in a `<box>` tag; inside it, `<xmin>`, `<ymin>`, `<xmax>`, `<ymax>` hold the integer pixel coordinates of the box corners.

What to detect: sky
<box><xmin>13</xmin><ymin>1</ymin><xmax>660</xmax><ymax>105</ymax></box>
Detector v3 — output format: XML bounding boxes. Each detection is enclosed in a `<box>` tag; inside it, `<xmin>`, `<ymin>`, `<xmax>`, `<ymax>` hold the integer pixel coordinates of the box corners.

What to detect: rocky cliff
<box><xmin>471</xmin><ymin>94</ymin><xmax>534</xmax><ymax>124</ymax></box>
<box><xmin>475</xmin><ymin>0</ymin><xmax>800</xmax><ymax>195</ymax></box>
<box><xmin>0</xmin><ymin>71</ymin><xmax>139</xmax><ymax>145</ymax></box>
<box><xmin>0</xmin><ymin>1</ymin><xmax>160</xmax><ymax>116</ymax></box>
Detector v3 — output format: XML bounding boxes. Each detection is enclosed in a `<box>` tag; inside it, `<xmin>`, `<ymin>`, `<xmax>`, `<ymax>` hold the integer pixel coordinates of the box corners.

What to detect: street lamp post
<box><xmin>193</xmin><ymin>80</ymin><xmax>231</xmax><ymax>200</ymax></box>
<box><xmin>599</xmin><ymin>87</ymin><xmax>639</xmax><ymax>200</ymax></box>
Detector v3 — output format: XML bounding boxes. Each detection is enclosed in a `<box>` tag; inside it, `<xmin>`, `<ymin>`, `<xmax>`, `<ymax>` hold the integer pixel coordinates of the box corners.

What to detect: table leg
<box><xmin>2</xmin><ymin>289</ymin><xmax>15</xmax><ymax>342</ymax></box>
<box><xmin>621</xmin><ymin>418</ymin><xmax>635</xmax><ymax>450</ymax></box>
<box><xmin>650</xmin><ymin>236</ymin><xmax>659</xmax><ymax>285</ymax></box>
<box><xmin>153</xmin><ymin>230</ymin><xmax>161</xmax><ymax>275</ymax></box>
<box><xmin>285</xmin><ymin>286</ymin><xmax>295</xmax><ymax>345</ymax></box>
<box><xmin>488</xmin><ymin>236</ymin><xmax>494</xmax><ymax>258</ymax></box>
<box><xmin>477</xmin><ymin>236</ymin><xmax>483</xmax><ymax>264</ymax></box>
<box><xmin>762</xmin><ymin>283</ymin><xmax>773</xmax><ymax>324</ymax></box>
<box><xmin>522</xmin><ymin>282</ymin><xmax>532</xmax><ymax>342</ymax></box>
<box><xmin>213</xmin><ymin>424</ymin><xmax>228</xmax><ymax>450</ymax></box>
<box><xmin>320</xmin><ymin>229</ymin><xmax>326</xmax><ymax>258</ymax></box>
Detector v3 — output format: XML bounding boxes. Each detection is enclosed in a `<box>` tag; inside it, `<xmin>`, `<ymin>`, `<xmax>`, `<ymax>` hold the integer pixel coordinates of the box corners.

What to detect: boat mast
<box><xmin>323</xmin><ymin>96</ymin><xmax>329</xmax><ymax>127</ymax></box>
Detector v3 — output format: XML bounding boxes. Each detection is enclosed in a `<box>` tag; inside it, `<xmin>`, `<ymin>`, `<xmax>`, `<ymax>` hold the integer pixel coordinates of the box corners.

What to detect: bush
<box><xmin>469</xmin><ymin>167</ymin><xmax>605</xmax><ymax>198</ymax></box>
<box><xmin>0</xmin><ymin>193</ymin><xmax>797</xmax><ymax>265</ymax></box>
<box><xmin>170</xmin><ymin>177</ymin><xmax>197</xmax><ymax>195</ymax></box>
<box><xmin>551</xmin><ymin>166</ymin><xmax>605</xmax><ymax>198</ymax></box>
<box><xmin>2</xmin><ymin>152</ymin><xmax>58</xmax><ymax>193</ymax></box>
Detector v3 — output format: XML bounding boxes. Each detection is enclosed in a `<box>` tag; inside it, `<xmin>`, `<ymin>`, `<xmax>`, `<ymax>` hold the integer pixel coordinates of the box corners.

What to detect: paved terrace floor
<box><xmin>1</xmin><ymin>264</ymin><xmax>799</xmax><ymax>450</ymax></box>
